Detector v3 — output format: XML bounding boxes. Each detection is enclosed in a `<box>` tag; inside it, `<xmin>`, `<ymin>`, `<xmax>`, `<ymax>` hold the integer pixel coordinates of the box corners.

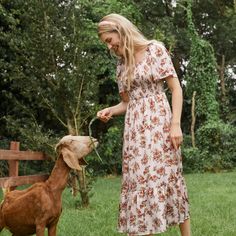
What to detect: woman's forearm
<box><xmin>110</xmin><ymin>101</ymin><xmax>128</xmax><ymax>116</ymax></box>
<box><xmin>171</xmin><ymin>86</ymin><xmax>183</xmax><ymax>125</ymax></box>
<box><xmin>166</xmin><ymin>76</ymin><xmax>183</xmax><ymax>125</ymax></box>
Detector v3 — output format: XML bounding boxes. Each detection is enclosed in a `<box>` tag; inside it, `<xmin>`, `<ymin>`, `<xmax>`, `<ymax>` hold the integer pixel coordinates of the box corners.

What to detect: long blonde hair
<box><xmin>98</xmin><ymin>13</ymin><xmax>152</xmax><ymax>90</ymax></box>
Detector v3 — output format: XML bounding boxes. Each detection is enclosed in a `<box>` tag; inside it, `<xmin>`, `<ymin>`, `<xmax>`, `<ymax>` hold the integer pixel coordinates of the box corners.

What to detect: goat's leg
<box><xmin>48</xmin><ymin>223</ymin><xmax>57</xmax><ymax>236</ymax></box>
<box><xmin>36</xmin><ymin>224</ymin><xmax>46</xmax><ymax>236</ymax></box>
<box><xmin>0</xmin><ymin>221</ymin><xmax>3</xmax><ymax>231</ymax></box>
<box><xmin>48</xmin><ymin>219</ymin><xmax>59</xmax><ymax>236</ymax></box>
<box><xmin>0</xmin><ymin>221</ymin><xmax>3</xmax><ymax>229</ymax></box>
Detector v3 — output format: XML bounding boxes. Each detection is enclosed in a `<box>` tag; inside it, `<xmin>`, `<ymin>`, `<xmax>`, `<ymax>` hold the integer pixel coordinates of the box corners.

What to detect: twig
<box><xmin>88</xmin><ymin>117</ymin><xmax>102</xmax><ymax>162</ymax></box>
<box><xmin>41</xmin><ymin>95</ymin><xmax>67</xmax><ymax>128</ymax></box>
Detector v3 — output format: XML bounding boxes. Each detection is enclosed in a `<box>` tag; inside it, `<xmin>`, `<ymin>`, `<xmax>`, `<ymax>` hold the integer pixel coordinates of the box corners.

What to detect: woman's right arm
<box><xmin>97</xmin><ymin>92</ymin><xmax>129</xmax><ymax>123</ymax></box>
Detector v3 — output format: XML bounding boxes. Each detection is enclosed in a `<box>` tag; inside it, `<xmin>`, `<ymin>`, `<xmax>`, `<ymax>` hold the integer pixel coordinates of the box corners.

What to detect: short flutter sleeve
<box><xmin>116</xmin><ymin>61</ymin><xmax>125</xmax><ymax>93</ymax></box>
<box><xmin>150</xmin><ymin>42</ymin><xmax>178</xmax><ymax>81</ymax></box>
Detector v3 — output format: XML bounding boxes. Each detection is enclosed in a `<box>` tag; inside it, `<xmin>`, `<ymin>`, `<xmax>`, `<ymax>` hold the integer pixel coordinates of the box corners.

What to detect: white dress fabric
<box><xmin>116</xmin><ymin>42</ymin><xmax>190</xmax><ymax>235</ymax></box>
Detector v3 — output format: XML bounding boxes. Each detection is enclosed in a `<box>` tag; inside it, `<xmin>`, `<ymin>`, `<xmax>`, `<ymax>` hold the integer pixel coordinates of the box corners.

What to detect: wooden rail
<box><xmin>0</xmin><ymin>141</ymin><xmax>49</xmax><ymax>189</ymax></box>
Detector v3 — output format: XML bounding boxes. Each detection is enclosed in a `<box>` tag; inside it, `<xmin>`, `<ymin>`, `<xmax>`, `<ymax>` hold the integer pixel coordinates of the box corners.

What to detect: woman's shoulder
<box><xmin>148</xmin><ymin>40</ymin><xmax>169</xmax><ymax>58</ymax></box>
<box><xmin>148</xmin><ymin>40</ymin><xmax>165</xmax><ymax>51</ymax></box>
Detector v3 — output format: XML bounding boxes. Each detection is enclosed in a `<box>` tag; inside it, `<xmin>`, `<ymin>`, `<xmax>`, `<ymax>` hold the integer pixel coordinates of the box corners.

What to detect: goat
<box><xmin>0</xmin><ymin>135</ymin><xmax>98</xmax><ymax>236</ymax></box>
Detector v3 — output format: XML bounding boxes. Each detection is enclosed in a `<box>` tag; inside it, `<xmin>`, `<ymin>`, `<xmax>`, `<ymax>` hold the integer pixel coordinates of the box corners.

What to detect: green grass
<box><xmin>1</xmin><ymin>172</ymin><xmax>236</xmax><ymax>235</ymax></box>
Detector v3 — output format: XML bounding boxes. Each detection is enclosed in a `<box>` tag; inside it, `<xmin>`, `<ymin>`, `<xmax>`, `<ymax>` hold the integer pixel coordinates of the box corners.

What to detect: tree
<box><xmin>0</xmin><ymin>0</ymin><xmax>140</xmax><ymax>206</ymax></box>
<box><xmin>182</xmin><ymin>0</ymin><xmax>236</xmax><ymax>172</ymax></box>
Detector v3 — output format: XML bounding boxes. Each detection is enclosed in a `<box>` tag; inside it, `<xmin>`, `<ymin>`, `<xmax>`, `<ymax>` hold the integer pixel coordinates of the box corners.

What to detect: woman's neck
<box><xmin>134</xmin><ymin>45</ymin><xmax>148</xmax><ymax>64</ymax></box>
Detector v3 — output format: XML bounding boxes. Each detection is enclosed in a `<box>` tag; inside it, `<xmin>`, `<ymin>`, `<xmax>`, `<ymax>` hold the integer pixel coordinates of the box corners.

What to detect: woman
<box><xmin>97</xmin><ymin>13</ymin><xmax>191</xmax><ymax>236</ymax></box>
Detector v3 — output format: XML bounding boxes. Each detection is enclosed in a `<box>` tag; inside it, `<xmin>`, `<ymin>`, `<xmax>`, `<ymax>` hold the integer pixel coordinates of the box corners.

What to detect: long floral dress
<box><xmin>116</xmin><ymin>42</ymin><xmax>190</xmax><ymax>235</ymax></box>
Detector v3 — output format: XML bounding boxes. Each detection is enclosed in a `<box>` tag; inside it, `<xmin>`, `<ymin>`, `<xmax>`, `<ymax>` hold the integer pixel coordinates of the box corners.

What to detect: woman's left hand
<box><xmin>170</xmin><ymin>123</ymin><xmax>183</xmax><ymax>150</ymax></box>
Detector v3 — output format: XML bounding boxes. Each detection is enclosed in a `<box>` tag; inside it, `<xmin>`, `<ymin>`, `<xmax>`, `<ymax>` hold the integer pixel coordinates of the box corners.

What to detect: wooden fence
<box><xmin>0</xmin><ymin>141</ymin><xmax>49</xmax><ymax>190</ymax></box>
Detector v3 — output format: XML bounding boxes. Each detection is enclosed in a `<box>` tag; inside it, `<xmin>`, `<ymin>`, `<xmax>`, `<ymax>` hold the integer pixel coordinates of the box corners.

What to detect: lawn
<box><xmin>1</xmin><ymin>171</ymin><xmax>236</xmax><ymax>236</ymax></box>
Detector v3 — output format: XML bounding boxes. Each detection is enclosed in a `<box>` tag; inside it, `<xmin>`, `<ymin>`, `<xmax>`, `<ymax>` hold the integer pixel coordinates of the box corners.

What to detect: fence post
<box><xmin>9</xmin><ymin>141</ymin><xmax>20</xmax><ymax>190</ymax></box>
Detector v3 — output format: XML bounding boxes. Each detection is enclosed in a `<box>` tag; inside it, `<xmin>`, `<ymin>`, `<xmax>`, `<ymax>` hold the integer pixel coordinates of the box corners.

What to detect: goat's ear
<box><xmin>61</xmin><ymin>149</ymin><xmax>82</xmax><ymax>171</ymax></box>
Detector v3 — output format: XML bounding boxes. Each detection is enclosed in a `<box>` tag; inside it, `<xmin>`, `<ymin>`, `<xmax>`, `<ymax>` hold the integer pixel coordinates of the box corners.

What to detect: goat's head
<box><xmin>55</xmin><ymin>135</ymin><xmax>98</xmax><ymax>171</ymax></box>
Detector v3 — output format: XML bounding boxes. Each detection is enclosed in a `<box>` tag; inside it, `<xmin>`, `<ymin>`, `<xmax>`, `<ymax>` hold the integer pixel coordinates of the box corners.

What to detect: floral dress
<box><xmin>116</xmin><ymin>42</ymin><xmax>190</xmax><ymax>235</ymax></box>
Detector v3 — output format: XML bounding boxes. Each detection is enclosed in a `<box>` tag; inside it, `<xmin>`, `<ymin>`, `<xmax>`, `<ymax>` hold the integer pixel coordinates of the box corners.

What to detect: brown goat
<box><xmin>0</xmin><ymin>135</ymin><xmax>98</xmax><ymax>236</ymax></box>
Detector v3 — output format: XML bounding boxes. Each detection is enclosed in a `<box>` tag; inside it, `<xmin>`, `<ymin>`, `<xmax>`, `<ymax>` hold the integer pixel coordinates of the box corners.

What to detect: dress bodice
<box><xmin>116</xmin><ymin>42</ymin><xmax>177</xmax><ymax>101</ymax></box>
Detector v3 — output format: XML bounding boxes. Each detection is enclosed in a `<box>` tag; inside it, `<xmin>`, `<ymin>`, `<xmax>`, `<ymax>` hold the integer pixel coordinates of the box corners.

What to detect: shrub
<box><xmin>195</xmin><ymin>120</ymin><xmax>236</xmax><ymax>171</ymax></box>
<box><xmin>87</xmin><ymin>125</ymin><xmax>123</xmax><ymax>176</ymax></box>
<box><xmin>182</xmin><ymin>146</ymin><xmax>203</xmax><ymax>173</ymax></box>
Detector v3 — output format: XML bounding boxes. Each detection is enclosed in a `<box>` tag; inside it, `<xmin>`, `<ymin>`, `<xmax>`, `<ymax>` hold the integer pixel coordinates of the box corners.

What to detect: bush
<box><xmin>0</xmin><ymin>136</ymin><xmax>11</xmax><ymax>177</ymax></box>
<box><xmin>87</xmin><ymin>125</ymin><xmax>123</xmax><ymax>176</ymax></box>
<box><xmin>182</xmin><ymin>147</ymin><xmax>203</xmax><ymax>173</ymax></box>
<box><xmin>183</xmin><ymin>120</ymin><xmax>236</xmax><ymax>172</ymax></box>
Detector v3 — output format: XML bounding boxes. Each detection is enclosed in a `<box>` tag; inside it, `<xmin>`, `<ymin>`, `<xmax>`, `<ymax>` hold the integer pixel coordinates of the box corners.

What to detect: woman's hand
<box><xmin>97</xmin><ymin>107</ymin><xmax>113</xmax><ymax>123</ymax></box>
<box><xmin>170</xmin><ymin>123</ymin><xmax>183</xmax><ymax>150</ymax></box>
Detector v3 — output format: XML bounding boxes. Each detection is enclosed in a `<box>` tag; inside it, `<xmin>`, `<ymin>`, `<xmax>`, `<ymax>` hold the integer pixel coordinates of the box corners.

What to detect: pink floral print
<box><xmin>116</xmin><ymin>42</ymin><xmax>190</xmax><ymax>235</ymax></box>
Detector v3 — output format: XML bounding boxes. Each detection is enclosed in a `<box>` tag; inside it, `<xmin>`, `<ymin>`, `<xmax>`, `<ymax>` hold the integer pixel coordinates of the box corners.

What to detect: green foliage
<box><xmin>191</xmin><ymin>0</ymin><xmax>236</xmax><ymax>65</ymax></box>
<box><xmin>182</xmin><ymin>146</ymin><xmax>203</xmax><ymax>173</ymax></box>
<box><xmin>4</xmin><ymin>116</ymin><xmax>57</xmax><ymax>155</ymax></box>
<box><xmin>196</xmin><ymin>120</ymin><xmax>236</xmax><ymax>169</ymax></box>
<box><xmin>184</xmin><ymin>0</ymin><xmax>219</xmax><ymax>124</ymax></box>
<box><xmin>1</xmin><ymin>113</ymin><xmax>57</xmax><ymax>175</ymax></box>
<box><xmin>185</xmin><ymin>39</ymin><xmax>219</xmax><ymax>122</ymax></box>
<box><xmin>87</xmin><ymin>120</ymin><xmax>123</xmax><ymax>176</ymax></box>
<box><xmin>0</xmin><ymin>137</ymin><xmax>9</xmax><ymax>177</ymax></box>
<box><xmin>180</xmin><ymin>0</ymin><xmax>236</xmax><ymax>173</ymax></box>
<box><xmin>99</xmin><ymin>125</ymin><xmax>123</xmax><ymax>175</ymax></box>
<box><xmin>183</xmin><ymin>121</ymin><xmax>236</xmax><ymax>173</ymax></box>
<box><xmin>0</xmin><ymin>0</ymin><xmax>141</xmax><ymax>209</ymax></box>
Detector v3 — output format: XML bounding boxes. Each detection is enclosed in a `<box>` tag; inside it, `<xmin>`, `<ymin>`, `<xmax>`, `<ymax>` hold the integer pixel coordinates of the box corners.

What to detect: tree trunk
<box><xmin>70</xmin><ymin>171</ymin><xmax>79</xmax><ymax>197</ymax></box>
<box><xmin>67</xmin><ymin>119</ymin><xmax>76</xmax><ymax>135</ymax></box>
<box><xmin>67</xmin><ymin>120</ymin><xmax>89</xmax><ymax>207</ymax></box>
<box><xmin>219</xmin><ymin>55</ymin><xmax>226</xmax><ymax>97</ymax></box>
<box><xmin>218</xmin><ymin>54</ymin><xmax>228</xmax><ymax>118</ymax></box>
<box><xmin>77</xmin><ymin>166</ymin><xmax>89</xmax><ymax>207</ymax></box>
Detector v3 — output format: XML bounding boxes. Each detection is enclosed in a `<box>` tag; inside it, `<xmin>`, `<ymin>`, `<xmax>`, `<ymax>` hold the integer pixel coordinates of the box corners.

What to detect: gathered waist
<box><xmin>129</xmin><ymin>91</ymin><xmax>166</xmax><ymax>101</ymax></box>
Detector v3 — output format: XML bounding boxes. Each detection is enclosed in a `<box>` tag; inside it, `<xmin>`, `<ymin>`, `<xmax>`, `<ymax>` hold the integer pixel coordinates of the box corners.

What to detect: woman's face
<box><xmin>100</xmin><ymin>32</ymin><xmax>123</xmax><ymax>57</ymax></box>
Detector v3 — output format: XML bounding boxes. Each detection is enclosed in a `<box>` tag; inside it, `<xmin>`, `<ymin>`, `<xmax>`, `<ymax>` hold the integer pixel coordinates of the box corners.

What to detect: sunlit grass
<box><xmin>1</xmin><ymin>172</ymin><xmax>236</xmax><ymax>235</ymax></box>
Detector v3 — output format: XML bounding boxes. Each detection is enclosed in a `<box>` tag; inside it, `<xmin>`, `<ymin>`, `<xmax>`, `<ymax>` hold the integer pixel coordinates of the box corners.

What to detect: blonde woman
<box><xmin>97</xmin><ymin>13</ymin><xmax>191</xmax><ymax>236</ymax></box>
